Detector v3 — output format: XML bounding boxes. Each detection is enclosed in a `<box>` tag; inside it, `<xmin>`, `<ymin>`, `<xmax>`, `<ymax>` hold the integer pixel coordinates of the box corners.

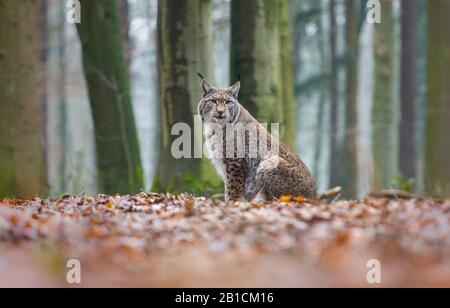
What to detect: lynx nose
<box><xmin>217</xmin><ymin>110</ymin><xmax>224</xmax><ymax>116</ymax></box>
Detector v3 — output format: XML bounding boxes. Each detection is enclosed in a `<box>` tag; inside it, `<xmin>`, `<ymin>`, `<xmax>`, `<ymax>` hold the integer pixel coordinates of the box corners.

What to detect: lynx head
<box><xmin>198</xmin><ymin>76</ymin><xmax>241</xmax><ymax>126</ymax></box>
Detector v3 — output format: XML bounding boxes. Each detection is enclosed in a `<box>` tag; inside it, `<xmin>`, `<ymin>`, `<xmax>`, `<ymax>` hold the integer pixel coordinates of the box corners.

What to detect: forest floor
<box><xmin>1</xmin><ymin>192</ymin><xmax>450</xmax><ymax>287</ymax></box>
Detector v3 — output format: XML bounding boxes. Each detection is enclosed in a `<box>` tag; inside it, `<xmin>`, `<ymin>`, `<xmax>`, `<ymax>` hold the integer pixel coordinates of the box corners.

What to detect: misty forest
<box><xmin>0</xmin><ymin>0</ymin><xmax>450</xmax><ymax>288</ymax></box>
<box><xmin>1</xmin><ymin>0</ymin><xmax>448</xmax><ymax>200</ymax></box>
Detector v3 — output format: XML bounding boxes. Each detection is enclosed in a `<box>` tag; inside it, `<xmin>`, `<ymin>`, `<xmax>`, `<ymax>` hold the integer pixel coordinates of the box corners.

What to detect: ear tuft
<box><xmin>229</xmin><ymin>81</ymin><xmax>241</xmax><ymax>99</ymax></box>
<box><xmin>201</xmin><ymin>79</ymin><xmax>213</xmax><ymax>97</ymax></box>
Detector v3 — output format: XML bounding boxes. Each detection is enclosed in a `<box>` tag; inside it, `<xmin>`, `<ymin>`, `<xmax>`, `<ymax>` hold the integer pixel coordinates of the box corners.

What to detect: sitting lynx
<box><xmin>198</xmin><ymin>76</ymin><xmax>317</xmax><ymax>202</ymax></box>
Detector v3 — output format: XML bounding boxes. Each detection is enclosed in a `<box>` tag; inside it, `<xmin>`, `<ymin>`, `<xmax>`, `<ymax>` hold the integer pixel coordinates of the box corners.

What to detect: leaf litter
<box><xmin>0</xmin><ymin>193</ymin><xmax>449</xmax><ymax>287</ymax></box>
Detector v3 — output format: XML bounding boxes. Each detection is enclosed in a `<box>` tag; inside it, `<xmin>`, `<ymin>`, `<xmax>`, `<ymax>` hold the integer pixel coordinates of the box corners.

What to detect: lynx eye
<box><xmin>225</xmin><ymin>100</ymin><xmax>234</xmax><ymax>105</ymax></box>
<box><xmin>209</xmin><ymin>99</ymin><xmax>217</xmax><ymax>105</ymax></box>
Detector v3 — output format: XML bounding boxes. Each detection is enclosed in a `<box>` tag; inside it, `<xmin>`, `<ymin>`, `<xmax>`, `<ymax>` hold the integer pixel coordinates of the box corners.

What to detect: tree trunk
<box><xmin>0</xmin><ymin>0</ymin><xmax>48</xmax><ymax>198</ymax></box>
<box><xmin>399</xmin><ymin>0</ymin><xmax>418</xmax><ymax>182</ymax></box>
<box><xmin>425</xmin><ymin>0</ymin><xmax>450</xmax><ymax>198</ymax></box>
<box><xmin>230</xmin><ymin>0</ymin><xmax>283</xmax><ymax>126</ymax></box>
<box><xmin>291</xmin><ymin>0</ymin><xmax>303</xmax><ymax>82</ymax></box>
<box><xmin>231</xmin><ymin>0</ymin><xmax>295</xmax><ymax>146</ymax></box>
<box><xmin>47</xmin><ymin>0</ymin><xmax>68</xmax><ymax>194</ymax></box>
<box><xmin>372</xmin><ymin>0</ymin><xmax>397</xmax><ymax>189</ymax></box>
<box><xmin>76</xmin><ymin>0</ymin><xmax>144</xmax><ymax>194</ymax></box>
<box><xmin>118</xmin><ymin>0</ymin><xmax>131</xmax><ymax>64</ymax></box>
<box><xmin>329</xmin><ymin>0</ymin><xmax>342</xmax><ymax>189</ymax></box>
<box><xmin>279</xmin><ymin>0</ymin><xmax>295</xmax><ymax>148</ymax></box>
<box><xmin>342</xmin><ymin>0</ymin><xmax>359</xmax><ymax>198</ymax></box>
<box><xmin>313</xmin><ymin>0</ymin><xmax>327</xmax><ymax>182</ymax></box>
<box><xmin>154</xmin><ymin>0</ymin><xmax>219</xmax><ymax>194</ymax></box>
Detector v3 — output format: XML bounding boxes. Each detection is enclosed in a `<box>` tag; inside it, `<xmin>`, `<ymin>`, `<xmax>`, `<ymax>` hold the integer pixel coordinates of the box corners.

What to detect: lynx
<box><xmin>198</xmin><ymin>76</ymin><xmax>318</xmax><ymax>202</ymax></box>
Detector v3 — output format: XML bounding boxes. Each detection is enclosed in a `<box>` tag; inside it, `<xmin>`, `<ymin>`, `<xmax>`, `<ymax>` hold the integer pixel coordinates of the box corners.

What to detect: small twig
<box><xmin>369</xmin><ymin>190</ymin><xmax>425</xmax><ymax>200</ymax></box>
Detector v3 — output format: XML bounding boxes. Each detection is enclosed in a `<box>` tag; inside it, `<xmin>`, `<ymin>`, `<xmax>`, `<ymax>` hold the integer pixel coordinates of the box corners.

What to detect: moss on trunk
<box><xmin>76</xmin><ymin>0</ymin><xmax>144</xmax><ymax>194</ymax></box>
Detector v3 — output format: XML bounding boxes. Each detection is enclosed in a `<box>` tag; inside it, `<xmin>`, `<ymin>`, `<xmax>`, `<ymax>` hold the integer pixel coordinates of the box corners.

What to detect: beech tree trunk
<box><xmin>0</xmin><ymin>0</ymin><xmax>48</xmax><ymax>198</ymax></box>
<box><xmin>77</xmin><ymin>0</ymin><xmax>144</xmax><ymax>194</ymax></box>
<box><xmin>230</xmin><ymin>0</ymin><xmax>295</xmax><ymax>146</ymax></box>
<box><xmin>372</xmin><ymin>0</ymin><xmax>397</xmax><ymax>189</ymax></box>
<box><xmin>342</xmin><ymin>0</ymin><xmax>359</xmax><ymax>198</ymax></box>
<box><xmin>154</xmin><ymin>0</ymin><xmax>220</xmax><ymax>194</ymax></box>
<box><xmin>399</xmin><ymin>0</ymin><xmax>418</xmax><ymax>182</ymax></box>
<box><xmin>279</xmin><ymin>0</ymin><xmax>295</xmax><ymax>147</ymax></box>
<box><xmin>425</xmin><ymin>0</ymin><xmax>450</xmax><ymax>198</ymax></box>
<box><xmin>46</xmin><ymin>0</ymin><xmax>68</xmax><ymax>194</ymax></box>
<box><xmin>118</xmin><ymin>0</ymin><xmax>131</xmax><ymax>64</ymax></box>
<box><xmin>329</xmin><ymin>0</ymin><xmax>342</xmax><ymax>189</ymax></box>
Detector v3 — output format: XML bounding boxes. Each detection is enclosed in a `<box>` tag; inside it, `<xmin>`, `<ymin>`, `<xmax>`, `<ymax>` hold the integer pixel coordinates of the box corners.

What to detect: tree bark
<box><xmin>46</xmin><ymin>0</ymin><xmax>68</xmax><ymax>194</ymax></box>
<box><xmin>118</xmin><ymin>0</ymin><xmax>131</xmax><ymax>64</ymax></box>
<box><xmin>0</xmin><ymin>0</ymin><xmax>48</xmax><ymax>198</ymax></box>
<box><xmin>76</xmin><ymin>0</ymin><xmax>144</xmax><ymax>194</ymax></box>
<box><xmin>399</xmin><ymin>0</ymin><xmax>418</xmax><ymax>182</ymax></box>
<box><xmin>154</xmin><ymin>0</ymin><xmax>219</xmax><ymax>194</ymax></box>
<box><xmin>230</xmin><ymin>0</ymin><xmax>288</xmax><ymax>136</ymax></box>
<box><xmin>342</xmin><ymin>0</ymin><xmax>359</xmax><ymax>198</ymax></box>
<box><xmin>329</xmin><ymin>0</ymin><xmax>342</xmax><ymax>189</ymax></box>
<box><xmin>230</xmin><ymin>0</ymin><xmax>295</xmax><ymax>146</ymax></box>
<box><xmin>425</xmin><ymin>0</ymin><xmax>450</xmax><ymax>198</ymax></box>
<box><xmin>279</xmin><ymin>0</ymin><xmax>295</xmax><ymax>148</ymax></box>
<box><xmin>372</xmin><ymin>0</ymin><xmax>397</xmax><ymax>189</ymax></box>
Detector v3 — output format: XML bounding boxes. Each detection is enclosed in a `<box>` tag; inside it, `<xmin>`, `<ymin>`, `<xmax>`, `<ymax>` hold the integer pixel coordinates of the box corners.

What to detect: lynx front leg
<box><xmin>224</xmin><ymin>159</ymin><xmax>246</xmax><ymax>202</ymax></box>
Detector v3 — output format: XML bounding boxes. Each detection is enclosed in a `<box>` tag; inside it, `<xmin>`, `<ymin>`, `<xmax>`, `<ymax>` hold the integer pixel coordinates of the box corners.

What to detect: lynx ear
<box><xmin>201</xmin><ymin>79</ymin><xmax>213</xmax><ymax>97</ymax></box>
<box><xmin>229</xmin><ymin>81</ymin><xmax>240</xmax><ymax>99</ymax></box>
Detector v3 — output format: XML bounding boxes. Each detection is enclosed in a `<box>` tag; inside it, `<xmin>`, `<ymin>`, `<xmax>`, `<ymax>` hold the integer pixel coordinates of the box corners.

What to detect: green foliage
<box><xmin>181</xmin><ymin>172</ymin><xmax>222</xmax><ymax>196</ymax></box>
<box><xmin>151</xmin><ymin>171</ymin><xmax>223</xmax><ymax>197</ymax></box>
<box><xmin>391</xmin><ymin>175</ymin><xmax>415</xmax><ymax>193</ymax></box>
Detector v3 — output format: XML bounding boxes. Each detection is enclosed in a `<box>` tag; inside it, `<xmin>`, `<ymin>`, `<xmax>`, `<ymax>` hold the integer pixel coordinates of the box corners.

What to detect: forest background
<box><xmin>0</xmin><ymin>0</ymin><xmax>449</xmax><ymax>200</ymax></box>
